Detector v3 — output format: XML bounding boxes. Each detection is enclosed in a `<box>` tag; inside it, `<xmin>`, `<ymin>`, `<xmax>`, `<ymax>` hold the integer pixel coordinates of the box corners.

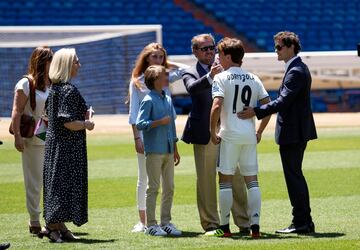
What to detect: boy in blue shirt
<box><xmin>136</xmin><ymin>65</ymin><xmax>181</xmax><ymax>236</ymax></box>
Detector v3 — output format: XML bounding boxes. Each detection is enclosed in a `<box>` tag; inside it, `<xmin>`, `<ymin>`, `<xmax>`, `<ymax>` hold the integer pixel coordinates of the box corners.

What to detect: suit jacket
<box><xmin>254</xmin><ymin>57</ymin><xmax>317</xmax><ymax>145</ymax></box>
<box><xmin>181</xmin><ymin>62</ymin><xmax>213</xmax><ymax>144</ymax></box>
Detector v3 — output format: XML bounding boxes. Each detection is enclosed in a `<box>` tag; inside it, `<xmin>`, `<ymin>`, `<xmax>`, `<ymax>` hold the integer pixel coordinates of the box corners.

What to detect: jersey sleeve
<box><xmin>255</xmin><ymin>75</ymin><xmax>269</xmax><ymax>100</ymax></box>
<box><xmin>212</xmin><ymin>74</ymin><xmax>225</xmax><ymax>99</ymax></box>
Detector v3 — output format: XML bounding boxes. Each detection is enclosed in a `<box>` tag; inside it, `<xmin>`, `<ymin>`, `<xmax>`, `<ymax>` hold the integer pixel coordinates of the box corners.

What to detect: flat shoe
<box><xmin>61</xmin><ymin>230</ymin><xmax>80</xmax><ymax>241</ymax></box>
<box><xmin>38</xmin><ymin>226</ymin><xmax>63</xmax><ymax>243</ymax></box>
<box><xmin>29</xmin><ymin>225</ymin><xmax>41</xmax><ymax>234</ymax></box>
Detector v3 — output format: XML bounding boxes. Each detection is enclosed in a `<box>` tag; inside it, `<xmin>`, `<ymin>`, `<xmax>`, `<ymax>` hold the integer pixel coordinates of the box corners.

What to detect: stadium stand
<box><xmin>0</xmin><ymin>0</ymin><xmax>359</xmax><ymax>54</ymax></box>
<box><xmin>0</xmin><ymin>0</ymin><xmax>359</xmax><ymax>115</ymax></box>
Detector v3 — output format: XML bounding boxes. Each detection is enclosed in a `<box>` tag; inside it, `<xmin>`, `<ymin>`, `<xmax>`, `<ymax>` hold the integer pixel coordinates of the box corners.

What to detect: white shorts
<box><xmin>217</xmin><ymin>140</ymin><xmax>258</xmax><ymax>176</ymax></box>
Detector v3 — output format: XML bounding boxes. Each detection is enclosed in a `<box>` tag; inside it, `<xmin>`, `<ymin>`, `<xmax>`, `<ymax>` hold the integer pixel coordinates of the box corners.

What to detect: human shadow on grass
<box><xmin>230</xmin><ymin>232</ymin><xmax>345</xmax><ymax>240</ymax></box>
<box><xmin>67</xmin><ymin>232</ymin><xmax>117</xmax><ymax>244</ymax></box>
<box><xmin>70</xmin><ymin>238</ymin><xmax>117</xmax><ymax>244</ymax></box>
<box><xmin>72</xmin><ymin>232</ymin><xmax>89</xmax><ymax>236</ymax></box>
<box><xmin>229</xmin><ymin>232</ymin><xmax>299</xmax><ymax>240</ymax></box>
<box><xmin>308</xmin><ymin>232</ymin><xmax>345</xmax><ymax>238</ymax></box>
<box><xmin>166</xmin><ymin>231</ymin><xmax>203</xmax><ymax>238</ymax></box>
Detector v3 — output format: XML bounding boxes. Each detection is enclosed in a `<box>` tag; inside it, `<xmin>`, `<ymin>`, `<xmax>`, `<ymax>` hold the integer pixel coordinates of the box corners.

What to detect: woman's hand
<box><xmin>84</xmin><ymin>120</ymin><xmax>95</xmax><ymax>131</ymax></box>
<box><xmin>134</xmin><ymin>138</ymin><xmax>144</xmax><ymax>154</ymax></box>
<box><xmin>14</xmin><ymin>135</ymin><xmax>25</xmax><ymax>152</ymax></box>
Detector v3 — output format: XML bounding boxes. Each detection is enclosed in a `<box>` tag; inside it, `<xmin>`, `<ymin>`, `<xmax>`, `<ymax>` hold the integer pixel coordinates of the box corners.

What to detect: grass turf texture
<box><xmin>0</xmin><ymin>127</ymin><xmax>359</xmax><ymax>249</ymax></box>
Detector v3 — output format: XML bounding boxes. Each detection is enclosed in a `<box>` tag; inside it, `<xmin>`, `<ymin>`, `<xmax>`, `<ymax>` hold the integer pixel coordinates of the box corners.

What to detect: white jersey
<box><xmin>212</xmin><ymin>67</ymin><xmax>268</xmax><ymax>144</ymax></box>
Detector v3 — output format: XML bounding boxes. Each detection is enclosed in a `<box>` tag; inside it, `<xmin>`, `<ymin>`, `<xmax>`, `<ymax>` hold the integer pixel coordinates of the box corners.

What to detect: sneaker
<box><xmin>161</xmin><ymin>223</ymin><xmax>182</xmax><ymax>236</ymax></box>
<box><xmin>131</xmin><ymin>222</ymin><xmax>146</xmax><ymax>233</ymax></box>
<box><xmin>205</xmin><ymin>228</ymin><xmax>232</xmax><ymax>237</ymax></box>
<box><xmin>145</xmin><ymin>224</ymin><xmax>167</xmax><ymax>236</ymax></box>
<box><xmin>250</xmin><ymin>224</ymin><xmax>261</xmax><ymax>239</ymax></box>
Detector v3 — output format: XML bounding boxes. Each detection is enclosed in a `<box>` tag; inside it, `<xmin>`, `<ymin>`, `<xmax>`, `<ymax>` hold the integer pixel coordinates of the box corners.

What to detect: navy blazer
<box><xmin>254</xmin><ymin>57</ymin><xmax>317</xmax><ymax>145</ymax></box>
<box><xmin>181</xmin><ymin>62</ymin><xmax>213</xmax><ymax>144</ymax></box>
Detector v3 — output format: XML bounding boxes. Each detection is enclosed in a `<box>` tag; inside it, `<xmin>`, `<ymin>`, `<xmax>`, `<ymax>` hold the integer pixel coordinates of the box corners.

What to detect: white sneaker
<box><xmin>145</xmin><ymin>224</ymin><xmax>167</xmax><ymax>236</ymax></box>
<box><xmin>131</xmin><ymin>222</ymin><xmax>145</xmax><ymax>233</ymax></box>
<box><xmin>161</xmin><ymin>223</ymin><xmax>182</xmax><ymax>236</ymax></box>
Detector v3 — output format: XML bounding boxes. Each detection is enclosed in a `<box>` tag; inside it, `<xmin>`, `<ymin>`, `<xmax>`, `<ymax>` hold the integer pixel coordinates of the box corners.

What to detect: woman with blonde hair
<box><xmin>11</xmin><ymin>46</ymin><xmax>53</xmax><ymax>234</ymax></box>
<box><xmin>128</xmin><ymin>42</ymin><xmax>188</xmax><ymax>233</ymax></box>
<box><xmin>38</xmin><ymin>48</ymin><xmax>94</xmax><ymax>243</ymax></box>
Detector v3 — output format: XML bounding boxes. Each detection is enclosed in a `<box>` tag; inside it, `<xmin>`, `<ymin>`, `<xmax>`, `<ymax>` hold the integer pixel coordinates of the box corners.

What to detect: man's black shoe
<box><xmin>0</xmin><ymin>242</ymin><xmax>10</xmax><ymax>250</ymax></box>
<box><xmin>276</xmin><ymin>222</ymin><xmax>315</xmax><ymax>234</ymax></box>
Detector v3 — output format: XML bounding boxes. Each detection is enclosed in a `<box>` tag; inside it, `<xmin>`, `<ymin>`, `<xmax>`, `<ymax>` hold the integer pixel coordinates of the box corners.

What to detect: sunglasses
<box><xmin>197</xmin><ymin>45</ymin><xmax>216</xmax><ymax>52</ymax></box>
<box><xmin>274</xmin><ymin>44</ymin><xmax>286</xmax><ymax>51</ymax></box>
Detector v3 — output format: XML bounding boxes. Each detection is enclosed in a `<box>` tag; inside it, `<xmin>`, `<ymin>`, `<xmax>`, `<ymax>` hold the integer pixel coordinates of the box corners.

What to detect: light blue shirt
<box><xmin>128</xmin><ymin>67</ymin><xmax>187</xmax><ymax>125</ymax></box>
<box><xmin>136</xmin><ymin>90</ymin><xmax>177</xmax><ymax>154</ymax></box>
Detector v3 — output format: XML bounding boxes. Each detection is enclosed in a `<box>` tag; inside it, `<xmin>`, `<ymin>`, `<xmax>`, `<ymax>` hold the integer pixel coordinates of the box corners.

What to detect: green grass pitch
<box><xmin>0</xmin><ymin>127</ymin><xmax>359</xmax><ymax>249</ymax></box>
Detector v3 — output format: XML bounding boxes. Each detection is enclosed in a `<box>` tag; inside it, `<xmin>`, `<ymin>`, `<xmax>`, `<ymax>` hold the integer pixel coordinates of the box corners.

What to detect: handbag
<box><xmin>9</xmin><ymin>114</ymin><xmax>36</xmax><ymax>138</ymax></box>
<box><xmin>9</xmin><ymin>77</ymin><xmax>36</xmax><ymax>138</ymax></box>
<box><xmin>34</xmin><ymin>118</ymin><xmax>48</xmax><ymax>141</ymax></box>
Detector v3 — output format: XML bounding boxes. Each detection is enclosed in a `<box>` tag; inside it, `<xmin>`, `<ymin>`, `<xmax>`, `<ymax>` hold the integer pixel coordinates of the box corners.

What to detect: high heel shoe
<box><xmin>38</xmin><ymin>226</ymin><xmax>63</xmax><ymax>243</ymax></box>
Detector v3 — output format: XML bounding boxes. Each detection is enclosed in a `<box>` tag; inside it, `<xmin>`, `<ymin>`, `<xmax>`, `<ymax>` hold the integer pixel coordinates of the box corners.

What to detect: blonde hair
<box><xmin>130</xmin><ymin>43</ymin><xmax>169</xmax><ymax>89</ymax></box>
<box><xmin>144</xmin><ymin>65</ymin><xmax>166</xmax><ymax>90</ymax></box>
<box><xmin>191</xmin><ymin>33</ymin><xmax>215</xmax><ymax>52</ymax></box>
<box><xmin>49</xmin><ymin>48</ymin><xmax>76</xmax><ymax>84</ymax></box>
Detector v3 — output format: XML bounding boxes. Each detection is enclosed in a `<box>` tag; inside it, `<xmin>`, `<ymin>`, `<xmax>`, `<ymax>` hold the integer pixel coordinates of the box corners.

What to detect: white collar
<box><xmin>285</xmin><ymin>56</ymin><xmax>299</xmax><ymax>72</ymax></box>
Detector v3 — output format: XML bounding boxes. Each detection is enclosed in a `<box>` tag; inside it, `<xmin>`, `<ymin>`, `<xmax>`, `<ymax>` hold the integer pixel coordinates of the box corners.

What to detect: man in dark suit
<box><xmin>182</xmin><ymin>34</ymin><xmax>249</xmax><ymax>233</ymax></box>
<box><xmin>239</xmin><ymin>31</ymin><xmax>317</xmax><ymax>234</ymax></box>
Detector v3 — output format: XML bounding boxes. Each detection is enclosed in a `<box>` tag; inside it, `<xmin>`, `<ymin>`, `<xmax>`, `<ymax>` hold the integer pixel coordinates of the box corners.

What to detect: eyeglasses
<box><xmin>274</xmin><ymin>44</ymin><xmax>286</xmax><ymax>51</ymax></box>
<box><xmin>197</xmin><ymin>45</ymin><xmax>216</xmax><ymax>52</ymax></box>
<box><xmin>73</xmin><ymin>59</ymin><xmax>80</xmax><ymax>65</ymax></box>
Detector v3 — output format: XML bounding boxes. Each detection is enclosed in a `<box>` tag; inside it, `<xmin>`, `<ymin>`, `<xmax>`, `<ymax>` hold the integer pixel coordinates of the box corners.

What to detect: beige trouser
<box><xmin>194</xmin><ymin>142</ymin><xmax>249</xmax><ymax>231</ymax></box>
<box><xmin>145</xmin><ymin>153</ymin><xmax>174</xmax><ymax>227</ymax></box>
<box><xmin>22</xmin><ymin>140</ymin><xmax>44</xmax><ymax>222</ymax></box>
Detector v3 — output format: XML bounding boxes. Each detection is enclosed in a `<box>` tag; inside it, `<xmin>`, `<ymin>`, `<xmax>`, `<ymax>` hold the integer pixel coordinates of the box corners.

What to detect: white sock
<box><xmin>219</xmin><ymin>183</ymin><xmax>233</xmax><ymax>226</ymax></box>
<box><xmin>247</xmin><ymin>181</ymin><xmax>261</xmax><ymax>226</ymax></box>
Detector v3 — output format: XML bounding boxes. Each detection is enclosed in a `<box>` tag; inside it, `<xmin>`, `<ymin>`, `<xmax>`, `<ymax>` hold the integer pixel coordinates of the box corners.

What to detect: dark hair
<box><xmin>274</xmin><ymin>31</ymin><xmax>301</xmax><ymax>54</ymax></box>
<box><xmin>217</xmin><ymin>37</ymin><xmax>245</xmax><ymax>65</ymax></box>
<box><xmin>144</xmin><ymin>65</ymin><xmax>166</xmax><ymax>90</ymax></box>
<box><xmin>27</xmin><ymin>46</ymin><xmax>53</xmax><ymax>91</ymax></box>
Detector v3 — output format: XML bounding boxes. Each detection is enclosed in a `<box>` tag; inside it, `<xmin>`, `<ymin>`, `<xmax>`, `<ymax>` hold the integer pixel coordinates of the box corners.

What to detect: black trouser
<box><xmin>279</xmin><ymin>142</ymin><xmax>312</xmax><ymax>226</ymax></box>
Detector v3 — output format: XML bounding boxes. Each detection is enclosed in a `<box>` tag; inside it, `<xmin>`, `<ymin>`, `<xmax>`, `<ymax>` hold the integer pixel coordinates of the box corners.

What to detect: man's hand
<box><xmin>210</xmin><ymin>64</ymin><xmax>223</xmax><ymax>79</ymax></box>
<box><xmin>256</xmin><ymin>132</ymin><xmax>262</xmax><ymax>144</ymax></box>
<box><xmin>237</xmin><ymin>106</ymin><xmax>256</xmax><ymax>119</ymax></box>
<box><xmin>174</xmin><ymin>148</ymin><xmax>180</xmax><ymax>166</ymax></box>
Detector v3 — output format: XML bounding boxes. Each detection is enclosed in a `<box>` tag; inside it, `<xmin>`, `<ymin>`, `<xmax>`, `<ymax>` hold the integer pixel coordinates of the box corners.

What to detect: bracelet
<box><xmin>83</xmin><ymin>121</ymin><xmax>86</xmax><ymax>130</ymax></box>
<box><xmin>134</xmin><ymin>137</ymin><xmax>141</xmax><ymax>140</ymax></box>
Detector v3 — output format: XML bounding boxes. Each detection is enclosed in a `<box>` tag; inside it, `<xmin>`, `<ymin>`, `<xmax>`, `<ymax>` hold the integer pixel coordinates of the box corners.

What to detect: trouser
<box><xmin>145</xmin><ymin>153</ymin><xmax>174</xmax><ymax>227</ymax></box>
<box><xmin>22</xmin><ymin>141</ymin><xmax>44</xmax><ymax>222</ymax></box>
<box><xmin>280</xmin><ymin>142</ymin><xmax>312</xmax><ymax>226</ymax></box>
<box><xmin>136</xmin><ymin>153</ymin><xmax>147</xmax><ymax>210</ymax></box>
<box><xmin>194</xmin><ymin>142</ymin><xmax>249</xmax><ymax>231</ymax></box>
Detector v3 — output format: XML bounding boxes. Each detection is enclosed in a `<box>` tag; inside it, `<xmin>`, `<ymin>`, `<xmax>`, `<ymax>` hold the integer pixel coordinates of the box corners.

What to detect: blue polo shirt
<box><xmin>136</xmin><ymin>90</ymin><xmax>177</xmax><ymax>154</ymax></box>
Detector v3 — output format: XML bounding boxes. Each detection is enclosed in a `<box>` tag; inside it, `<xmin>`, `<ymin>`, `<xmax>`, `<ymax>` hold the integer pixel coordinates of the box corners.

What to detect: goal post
<box><xmin>0</xmin><ymin>25</ymin><xmax>162</xmax><ymax>116</ymax></box>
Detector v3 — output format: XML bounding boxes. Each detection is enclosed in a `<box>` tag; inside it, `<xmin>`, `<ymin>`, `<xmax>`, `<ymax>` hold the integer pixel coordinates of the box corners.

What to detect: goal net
<box><xmin>0</xmin><ymin>25</ymin><xmax>162</xmax><ymax>116</ymax></box>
